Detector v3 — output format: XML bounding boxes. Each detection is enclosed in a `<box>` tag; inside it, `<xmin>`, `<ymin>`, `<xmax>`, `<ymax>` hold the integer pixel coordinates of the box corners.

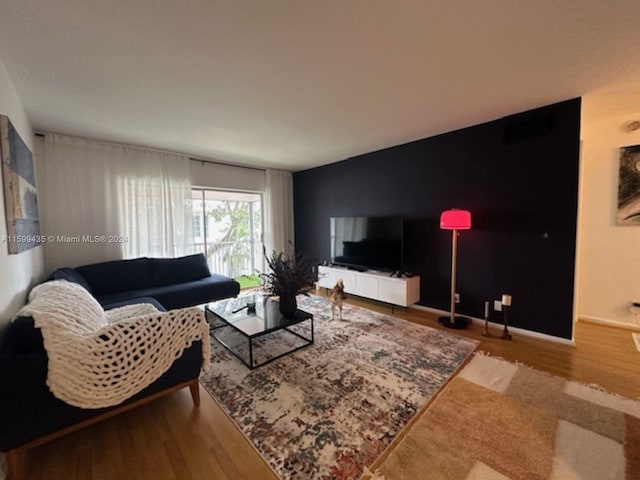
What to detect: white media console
<box><xmin>317</xmin><ymin>265</ymin><xmax>420</xmax><ymax>307</ymax></box>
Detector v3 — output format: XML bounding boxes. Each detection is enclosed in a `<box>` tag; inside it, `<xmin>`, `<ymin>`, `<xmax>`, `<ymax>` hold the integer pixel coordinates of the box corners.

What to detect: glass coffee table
<box><xmin>205</xmin><ymin>295</ymin><xmax>314</xmax><ymax>369</ymax></box>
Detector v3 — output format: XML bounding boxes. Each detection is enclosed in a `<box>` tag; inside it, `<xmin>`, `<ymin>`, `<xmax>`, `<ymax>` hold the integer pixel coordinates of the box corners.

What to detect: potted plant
<box><xmin>260</xmin><ymin>249</ymin><xmax>316</xmax><ymax>317</ymax></box>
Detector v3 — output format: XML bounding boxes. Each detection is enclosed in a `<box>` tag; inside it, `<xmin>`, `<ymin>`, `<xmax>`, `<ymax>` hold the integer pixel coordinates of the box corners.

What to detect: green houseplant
<box><xmin>260</xmin><ymin>249</ymin><xmax>316</xmax><ymax>317</ymax></box>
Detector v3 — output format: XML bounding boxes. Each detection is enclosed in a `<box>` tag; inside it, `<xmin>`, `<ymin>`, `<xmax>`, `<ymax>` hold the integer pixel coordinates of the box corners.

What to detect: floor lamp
<box><xmin>438</xmin><ymin>209</ymin><xmax>472</xmax><ymax>329</ymax></box>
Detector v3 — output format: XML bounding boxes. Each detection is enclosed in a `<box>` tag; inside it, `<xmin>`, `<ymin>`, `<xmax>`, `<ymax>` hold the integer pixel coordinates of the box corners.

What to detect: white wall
<box><xmin>0</xmin><ymin>60</ymin><xmax>45</xmax><ymax>328</ymax></box>
<box><xmin>190</xmin><ymin>160</ymin><xmax>265</xmax><ymax>192</ymax></box>
<box><xmin>578</xmin><ymin>86</ymin><xmax>640</xmax><ymax>327</ymax></box>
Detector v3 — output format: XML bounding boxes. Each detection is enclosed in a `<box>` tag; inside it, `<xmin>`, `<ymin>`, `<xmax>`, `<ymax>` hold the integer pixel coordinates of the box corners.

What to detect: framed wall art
<box><xmin>617</xmin><ymin>144</ymin><xmax>640</xmax><ymax>225</ymax></box>
<box><xmin>0</xmin><ymin>114</ymin><xmax>41</xmax><ymax>253</ymax></box>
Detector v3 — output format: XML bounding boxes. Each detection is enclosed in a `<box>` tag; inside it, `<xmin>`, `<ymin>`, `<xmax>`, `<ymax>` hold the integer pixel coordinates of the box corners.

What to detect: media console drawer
<box><xmin>317</xmin><ymin>265</ymin><xmax>420</xmax><ymax>307</ymax></box>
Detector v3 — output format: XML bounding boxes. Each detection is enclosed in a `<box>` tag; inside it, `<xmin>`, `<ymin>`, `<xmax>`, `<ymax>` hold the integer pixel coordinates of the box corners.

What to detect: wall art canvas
<box><xmin>0</xmin><ymin>115</ymin><xmax>41</xmax><ymax>253</ymax></box>
<box><xmin>617</xmin><ymin>145</ymin><xmax>640</xmax><ymax>225</ymax></box>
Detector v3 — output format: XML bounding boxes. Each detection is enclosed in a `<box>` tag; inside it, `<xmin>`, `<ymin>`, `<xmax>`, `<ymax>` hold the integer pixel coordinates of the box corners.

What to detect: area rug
<box><xmin>369</xmin><ymin>353</ymin><xmax>640</xmax><ymax>480</ymax></box>
<box><xmin>199</xmin><ymin>295</ymin><xmax>478</xmax><ymax>480</ymax></box>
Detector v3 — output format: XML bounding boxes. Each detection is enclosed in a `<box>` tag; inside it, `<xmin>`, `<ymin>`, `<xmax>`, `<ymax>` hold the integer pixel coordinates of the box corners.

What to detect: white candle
<box><xmin>484</xmin><ymin>301</ymin><xmax>489</xmax><ymax>319</ymax></box>
<box><xmin>501</xmin><ymin>294</ymin><xmax>512</xmax><ymax>307</ymax></box>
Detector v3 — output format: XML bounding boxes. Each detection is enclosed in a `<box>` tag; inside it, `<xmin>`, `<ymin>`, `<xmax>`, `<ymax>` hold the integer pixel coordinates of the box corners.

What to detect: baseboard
<box><xmin>578</xmin><ymin>315</ymin><xmax>640</xmax><ymax>331</ymax></box>
<box><xmin>410</xmin><ymin>304</ymin><xmax>574</xmax><ymax>345</ymax></box>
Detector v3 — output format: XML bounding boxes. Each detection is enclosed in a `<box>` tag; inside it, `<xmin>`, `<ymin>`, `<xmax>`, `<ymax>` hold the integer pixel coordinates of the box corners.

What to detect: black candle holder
<box><xmin>501</xmin><ymin>304</ymin><xmax>512</xmax><ymax>340</ymax></box>
<box><xmin>482</xmin><ymin>301</ymin><xmax>491</xmax><ymax>337</ymax></box>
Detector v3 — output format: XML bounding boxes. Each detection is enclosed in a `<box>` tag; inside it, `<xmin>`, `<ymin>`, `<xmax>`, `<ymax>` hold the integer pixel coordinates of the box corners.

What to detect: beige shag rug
<box><xmin>369</xmin><ymin>353</ymin><xmax>640</xmax><ymax>480</ymax></box>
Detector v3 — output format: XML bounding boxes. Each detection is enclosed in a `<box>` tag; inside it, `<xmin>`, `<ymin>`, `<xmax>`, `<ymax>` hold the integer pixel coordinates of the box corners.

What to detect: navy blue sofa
<box><xmin>0</xmin><ymin>307</ymin><xmax>203</xmax><ymax>479</ymax></box>
<box><xmin>50</xmin><ymin>253</ymin><xmax>240</xmax><ymax>309</ymax></box>
<box><xmin>0</xmin><ymin>254</ymin><xmax>239</xmax><ymax>479</ymax></box>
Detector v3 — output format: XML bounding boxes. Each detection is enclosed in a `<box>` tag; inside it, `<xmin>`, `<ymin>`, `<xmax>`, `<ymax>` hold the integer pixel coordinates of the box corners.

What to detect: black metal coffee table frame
<box><xmin>205</xmin><ymin>299</ymin><xmax>314</xmax><ymax>369</ymax></box>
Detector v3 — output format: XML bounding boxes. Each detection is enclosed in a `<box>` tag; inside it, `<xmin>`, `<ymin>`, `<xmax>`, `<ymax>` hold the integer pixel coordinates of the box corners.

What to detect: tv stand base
<box><xmin>317</xmin><ymin>265</ymin><xmax>419</xmax><ymax>307</ymax></box>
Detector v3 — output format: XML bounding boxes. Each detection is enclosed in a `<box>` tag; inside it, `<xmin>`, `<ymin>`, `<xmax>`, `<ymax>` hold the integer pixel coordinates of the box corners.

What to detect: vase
<box><xmin>279</xmin><ymin>294</ymin><xmax>297</xmax><ymax>318</ymax></box>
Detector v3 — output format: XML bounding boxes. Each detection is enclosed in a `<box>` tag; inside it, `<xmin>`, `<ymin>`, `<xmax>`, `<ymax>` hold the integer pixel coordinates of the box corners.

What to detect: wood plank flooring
<box><xmin>18</xmin><ymin>293</ymin><xmax>640</xmax><ymax>479</ymax></box>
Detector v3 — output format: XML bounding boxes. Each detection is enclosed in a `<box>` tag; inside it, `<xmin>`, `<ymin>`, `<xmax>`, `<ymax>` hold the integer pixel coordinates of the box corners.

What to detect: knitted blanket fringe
<box><xmin>16</xmin><ymin>281</ymin><xmax>211</xmax><ymax>409</ymax></box>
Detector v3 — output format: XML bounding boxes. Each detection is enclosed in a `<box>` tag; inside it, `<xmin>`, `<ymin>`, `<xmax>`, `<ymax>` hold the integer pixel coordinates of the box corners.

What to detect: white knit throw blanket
<box><xmin>15</xmin><ymin>280</ymin><xmax>211</xmax><ymax>409</ymax></box>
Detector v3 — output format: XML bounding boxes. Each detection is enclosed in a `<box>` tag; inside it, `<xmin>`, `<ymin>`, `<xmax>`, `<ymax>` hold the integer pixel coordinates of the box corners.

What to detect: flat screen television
<box><xmin>330</xmin><ymin>216</ymin><xmax>403</xmax><ymax>271</ymax></box>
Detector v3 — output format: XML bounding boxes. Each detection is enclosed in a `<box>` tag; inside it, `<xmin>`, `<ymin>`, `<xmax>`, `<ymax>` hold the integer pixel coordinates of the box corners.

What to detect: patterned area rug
<box><xmin>371</xmin><ymin>354</ymin><xmax>640</xmax><ymax>480</ymax></box>
<box><xmin>199</xmin><ymin>295</ymin><xmax>478</xmax><ymax>480</ymax></box>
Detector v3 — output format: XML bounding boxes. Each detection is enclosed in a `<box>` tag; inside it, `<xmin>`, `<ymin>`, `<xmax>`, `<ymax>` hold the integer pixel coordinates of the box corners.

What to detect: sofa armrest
<box><xmin>0</xmin><ymin>351</ymin><xmax>50</xmax><ymax>451</ymax></box>
<box><xmin>0</xmin><ymin>343</ymin><xmax>204</xmax><ymax>453</ymax></box>
<box><xmin>0</xmin><ymin>351</ymin><xmax>48</xmax><ymax>400</ymax></box>
<box><xmin>0</xmin><ymin>316</ymin><xmax>44</xmax><ymax>356</ymax></box>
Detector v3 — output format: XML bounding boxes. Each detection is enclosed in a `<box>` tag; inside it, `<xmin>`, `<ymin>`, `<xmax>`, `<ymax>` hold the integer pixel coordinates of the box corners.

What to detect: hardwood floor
<box><xmin>19</xmin><ymin>295</ymin><xmax>640</xmax><ymax>479</ymax></box>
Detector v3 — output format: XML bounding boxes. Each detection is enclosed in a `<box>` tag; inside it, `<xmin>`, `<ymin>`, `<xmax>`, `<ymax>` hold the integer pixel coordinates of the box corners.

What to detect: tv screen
<box><xmin>330</xmin><ymin>216</ymin><xmax>403</xmax><ymax>271</ymax></box>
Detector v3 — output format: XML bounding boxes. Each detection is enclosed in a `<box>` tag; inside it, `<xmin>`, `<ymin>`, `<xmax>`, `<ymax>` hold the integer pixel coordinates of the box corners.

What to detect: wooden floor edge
<box><xmin>197</xmin><ymin>377</ymin><xmax>280</xmax><ymax>479</ymax></box>
<box><xmin>578</xmin><ymin>316</ymin><xmax>640</xmax><ymax>332</ymax></box>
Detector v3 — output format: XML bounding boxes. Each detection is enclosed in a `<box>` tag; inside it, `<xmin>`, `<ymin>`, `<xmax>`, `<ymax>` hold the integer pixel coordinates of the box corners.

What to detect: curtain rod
<box><xmin>189</xmin><ymin>157</ymin><xmax>266</xmax><ymax>172</ymax></box>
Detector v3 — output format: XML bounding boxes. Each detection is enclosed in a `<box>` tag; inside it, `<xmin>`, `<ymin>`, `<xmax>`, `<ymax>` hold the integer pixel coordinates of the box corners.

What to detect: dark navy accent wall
<box><xmin>293</xmin><ymin>98</ymin><xmax>581</xmax><ymax>339</ymax></box>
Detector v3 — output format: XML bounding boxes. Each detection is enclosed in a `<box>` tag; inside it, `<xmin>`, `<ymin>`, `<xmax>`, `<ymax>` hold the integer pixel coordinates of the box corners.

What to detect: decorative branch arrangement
<box><xmin>260</xmin><ymin>248</ymin><xmax>316</xmax><ymax>317</ymax></box>
<box><xmin>260</xmin><ymin>249</ymin><xmax>316</xmax><ymax>298</ymax></box>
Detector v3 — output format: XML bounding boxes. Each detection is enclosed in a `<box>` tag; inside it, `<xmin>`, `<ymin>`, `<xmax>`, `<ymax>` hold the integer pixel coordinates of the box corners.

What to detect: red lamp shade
<box><xmin>440</xmin><ymin>209</ymin><xmax>471</xmax><ymax>230</ymax></box>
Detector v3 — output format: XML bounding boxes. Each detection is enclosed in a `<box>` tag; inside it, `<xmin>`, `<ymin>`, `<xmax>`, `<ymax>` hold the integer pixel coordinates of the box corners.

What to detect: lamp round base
<box><xmin>438</xmin><ymin>316</ymin><xmax>471</xmax><ymax>330</ymax></box>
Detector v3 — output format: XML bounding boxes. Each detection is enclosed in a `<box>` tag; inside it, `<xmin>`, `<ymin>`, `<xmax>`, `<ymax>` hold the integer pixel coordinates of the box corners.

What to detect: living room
<box><xmin>1</xmin><ymin>1</ymin><xmax>640</xmax><ymax>479</ymax></box>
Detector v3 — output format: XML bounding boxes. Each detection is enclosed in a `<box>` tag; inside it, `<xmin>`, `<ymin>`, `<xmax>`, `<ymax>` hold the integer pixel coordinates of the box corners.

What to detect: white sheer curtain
<box><xmin>117</xmin><ymin>149</ymin><xmax>192</xmax><ymax>259</ymax></box>
<box><xmin>40</xmin><ymin>134</ymin><xmax>193</xmax><ymax>271</ymax></box>
<box><xmin>263</xmin><ymin>169</ymin><xmax>294</xmax><ymax>255</ymax></box>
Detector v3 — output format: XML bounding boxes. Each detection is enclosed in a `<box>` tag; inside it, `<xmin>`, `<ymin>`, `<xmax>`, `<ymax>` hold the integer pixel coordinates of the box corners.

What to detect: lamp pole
<box><xmin>449</xmin><ymin>228</ymin><xmax>458</xmax><ymax>324</ymax></box>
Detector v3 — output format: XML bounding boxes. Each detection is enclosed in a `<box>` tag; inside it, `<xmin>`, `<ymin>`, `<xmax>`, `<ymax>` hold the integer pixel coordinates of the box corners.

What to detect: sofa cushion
<box><xmin>75</xmin><ymin>257</ymin><xmax>151</xmax><ymax>296</ymax></box>
<box><xmin>95</xmin><ymin>275</ymin><xmax>240</xmax><ymax>310</ymax></box>
<box><xmin>149</xmin><ymin>253</ymin><xmax>211</xmax><ymax>287</ymax></box>
<box><xmin>102</xmin><ymin>296</ymin><xmax>166</xmax><ymax>312</ymax></box>
<box><xmin>47</xmin><ymin>268</ymin><xmax>93</xmax><ymax>293</ymax></box>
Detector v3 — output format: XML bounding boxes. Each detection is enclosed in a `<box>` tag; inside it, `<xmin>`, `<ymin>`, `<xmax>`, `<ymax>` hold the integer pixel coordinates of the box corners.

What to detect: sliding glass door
<box><xmin>191</xmin><ymin>189</ymin><xmax>263</xmax><ymax>285</ymax></box>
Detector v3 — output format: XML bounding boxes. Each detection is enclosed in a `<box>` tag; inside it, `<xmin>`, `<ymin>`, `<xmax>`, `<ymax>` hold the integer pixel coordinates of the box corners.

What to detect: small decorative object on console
<box><xmin>247</xmin><ymin>298</ymin><xmax>256</xmax><ymax>314</ymax></box>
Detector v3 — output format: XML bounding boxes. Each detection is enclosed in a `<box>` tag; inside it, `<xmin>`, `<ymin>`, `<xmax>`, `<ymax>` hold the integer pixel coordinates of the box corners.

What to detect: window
<box><xmin>191</xmin><ymin>189</ymin><xmax>263</xmax><ymax>285</ymax></box>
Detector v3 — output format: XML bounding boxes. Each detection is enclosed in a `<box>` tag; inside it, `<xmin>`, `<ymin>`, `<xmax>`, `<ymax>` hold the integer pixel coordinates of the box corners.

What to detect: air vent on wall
<box><xmin>504</xmin><ymin>112</ymin><xmax>553</xmax><ymax>144</ymax></box>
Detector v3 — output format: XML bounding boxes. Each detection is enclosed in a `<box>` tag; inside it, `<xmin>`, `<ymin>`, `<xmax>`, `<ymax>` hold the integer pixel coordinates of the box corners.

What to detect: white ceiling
<box><xmin>1</xmin><ymin>0</ymin><xmax>640</xmax><ymax>172</ymax></box>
